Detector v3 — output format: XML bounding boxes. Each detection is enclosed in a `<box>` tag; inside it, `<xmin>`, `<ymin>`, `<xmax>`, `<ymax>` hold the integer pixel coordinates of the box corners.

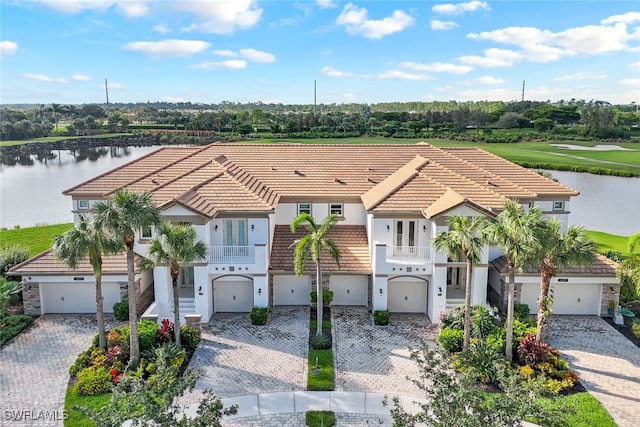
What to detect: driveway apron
<box><xmin>332</xmin><ymin>307</ymin><xmax>437</xmax><ymax>397</ymax></box>
<box><xmin>547</xmin><ymin>315</ymin><xmax>640</xmax><ymax>427</ymax></box>
<box><xmin>179</xmin><ymin>306</ymin><xmax>309</xmax><ymax>405</ymax></box>
<box><xmin>0</xmin><ymin>314</ymin><xmax>115</xmax><ymax>427</ymax></box>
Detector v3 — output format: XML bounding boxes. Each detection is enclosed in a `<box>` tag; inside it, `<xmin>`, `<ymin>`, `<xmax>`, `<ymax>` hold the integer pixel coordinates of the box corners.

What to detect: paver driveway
<box><xmin>547</xmin><ymin>315</ymin><xmax>640</xmax><ymax>427</ymax></box>
<box><xmin>0</xmin><ymin>314</ymin><xmax>117</xmax><ymax>427</ymax></box>
<box><xmin>179</xmin><ymin>306</ymin><xmax>309</xmax><ymax>405</ymax></box>
<box><xmin>333</xmin><ymin>307</ymin><xmax>437</xmax><ymax>397</ymax></box>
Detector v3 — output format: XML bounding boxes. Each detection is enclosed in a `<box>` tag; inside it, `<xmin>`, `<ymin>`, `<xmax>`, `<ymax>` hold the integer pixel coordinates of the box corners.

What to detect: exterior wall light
<box><xmin>379</xmin><ymin>288</ymin><xmax>383</xmax><ymax>295</ymax></box>
<box><xmin>258</xmin><ymin>288</ymin><xmax>262</xmax><ymax>295</ymax></box>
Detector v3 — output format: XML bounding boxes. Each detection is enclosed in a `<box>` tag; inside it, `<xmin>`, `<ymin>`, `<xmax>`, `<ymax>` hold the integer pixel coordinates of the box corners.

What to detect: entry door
<box><xmin>394</xmin><ymin>220</ymin><xmax>417</xmax><ymax>256</ymax></box>
<box><xmin>224</xmin><ymin>219</ymin><xmax>248</xmax><ymax>246</ymax></box>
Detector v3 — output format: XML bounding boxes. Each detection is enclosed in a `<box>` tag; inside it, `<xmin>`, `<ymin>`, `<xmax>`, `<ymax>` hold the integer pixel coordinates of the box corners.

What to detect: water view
<box><xmin>0</xmin><ymin>145</ymin><xmax>638</xmax><ymax>236</ymax></box>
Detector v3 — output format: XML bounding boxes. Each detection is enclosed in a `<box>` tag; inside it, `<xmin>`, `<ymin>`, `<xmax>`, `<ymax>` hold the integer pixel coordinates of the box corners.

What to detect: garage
<box><xmin>330</xmin><ymin>275</ymin><xmax>368</xmax><ymax>306</ymax></box>
<box><xmin>520</xmin><ymin>283</ymin><xmax>602</xmax><ymax>315</ymax></box>
<box><xmin>213</xmin><ymin>278</ymin><xmax>254</xmax><ymax>312</ymax></box>
<box><xmin>40</xmin><ymin>282</ymin><xmax>121</xmax><ymax>314</ymax></box>
<box><xmin>273</xmin><ymin>275</ymin><xmax>311</xmax><ymax>305</ymax></box>
<box><xmin>388</xmin><ymin>279</ymin><xmax>427</xmax><ymax>313</ymax></box>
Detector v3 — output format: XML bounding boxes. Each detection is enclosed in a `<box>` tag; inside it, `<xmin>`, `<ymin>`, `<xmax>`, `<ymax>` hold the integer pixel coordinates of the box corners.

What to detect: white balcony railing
<box><xmin>385</xmin><ymin>246</ymin><xmax>431</xmax><ymax>264</ymax></box>
<box><xmin>209</xmin><ymin>245</ymin><xmax>255</xmax><ymax>264</ymax></box>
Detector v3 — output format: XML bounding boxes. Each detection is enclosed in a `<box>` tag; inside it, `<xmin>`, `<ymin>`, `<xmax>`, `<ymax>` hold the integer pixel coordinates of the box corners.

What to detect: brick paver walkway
<box><xmin>179</xmin><ymin>306</ymin><xmax>309</xmax><ymax>405</ymax></box>
<box><xmin>333</xmin><ymin>307</ymin><xmax>437</xmax><ymax>397</ymax></box>
<box><xmin>547</xmin><ymin>315</ymin><xmax>640</xmax><ymax>427</ymax></box>
<box><xmin>0</xmin><ymin>314</ymin><xmax>120</xmax><ymax>427</ymax></box>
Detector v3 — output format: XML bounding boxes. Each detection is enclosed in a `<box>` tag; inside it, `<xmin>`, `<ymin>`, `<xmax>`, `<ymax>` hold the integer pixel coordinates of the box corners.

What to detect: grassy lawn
<box><xmin>586</xmin><ymin>230</ymin><xmax>631</xmax><ymax>257</ymax></box>
<box><xmin>310</xmin><ymin>320</ymin><xmax>332</xmax><ymax>330</ymax></box>
<box><xmin>64</xmin><ymin>388</ymin><xmax>111</xmax><ymax>427</ymax></box>
<box><xmin>534</xmin><ymin>392</ymin><xmax>617</xmax><ymax>427</ymax></box>
<box><xmin>308</xmin><ymin>349</ymin><xmax>334</xmax><ymax>391</ymax></box>
<box><xmin>305</xmin><ymin>410</ymin><xmax>336</xmax><ymax>427</ymax></box>
<box><xmin>0</xmin><ymin>223</ymin><xmax>73</xmax><ymax>256</ymax></box>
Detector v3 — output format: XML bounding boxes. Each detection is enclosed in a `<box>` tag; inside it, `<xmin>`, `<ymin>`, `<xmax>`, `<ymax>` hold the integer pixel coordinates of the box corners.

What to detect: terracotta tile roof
<box><xmin>7</xmin><ymin>250</ymin><xmax>137</xmax><ymax>276</ymax></box>
<box><xmin>270</xmin><ymin>225</ymin><xmax>371</xmax><ymax>273</ymax></box>
<box><xmin>490</xmin><ymin>253</ymin><xmax>618</xmax><ymax>276</ymax></box>
<box><xmin>64</xmin><ymin>144</ymin><xmax>578</xmax><ymax>214</ymax></box>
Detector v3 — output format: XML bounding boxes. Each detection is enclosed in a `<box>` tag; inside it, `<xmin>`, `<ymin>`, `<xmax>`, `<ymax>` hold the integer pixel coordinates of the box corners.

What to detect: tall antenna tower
<box><xmin>521</xmin><ymin>80</ymin><xmax>525</xmax><ymax>102</ymax></box>
<box><xmin>313</xmin><ymin>80</ymin><xmax>317</xmax><ymax>118</ymax></box>
<box><xmin>105</xmin><ymin>78</ymin><xmax>110</xmax><ymax>111</ymax></box>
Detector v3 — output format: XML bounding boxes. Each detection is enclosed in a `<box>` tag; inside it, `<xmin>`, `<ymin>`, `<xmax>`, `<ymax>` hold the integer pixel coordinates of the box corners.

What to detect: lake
<box><xmin>0</xmin><ymin>146</ymin><xmax>638</xmax><ymax>236</ymax></box>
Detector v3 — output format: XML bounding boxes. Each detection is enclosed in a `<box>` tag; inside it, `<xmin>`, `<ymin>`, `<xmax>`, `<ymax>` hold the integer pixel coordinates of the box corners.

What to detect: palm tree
<box><xmin>50</xmin><ymin>103</ymin><xmax>62</xmax><ymax>133</ymax></box>
<box><xmin>485</xmin><ymin>200</ymin><xmax>544</xmax><ymax>360</ymax></box>
<box><xmin>433</xmin><ymin>215</ymin><xmax>488</xmax><ymax>351</ymax></box>
<box><xmin>291</xmin><ymin>213</ymin><xmax>341</xmax><ymax>336</ymax></box>
<box><xmin>94</xmin><ymin>190</ymin><xmax>161</xmax><ymax>361</ymax></box>
<box><xmin>533</xmin><ymin>220</ymin><xmax>596</xmax><ymax>341</ymax></box>
<box><xmin>52</xmin><ymin>216</ymin><xmax>123</xmax><ymax>348</ymax></box>
<box><xmin>139</xmin><ymin>222</ymin><xmax>207</xmax><ymax>346</ymax></box>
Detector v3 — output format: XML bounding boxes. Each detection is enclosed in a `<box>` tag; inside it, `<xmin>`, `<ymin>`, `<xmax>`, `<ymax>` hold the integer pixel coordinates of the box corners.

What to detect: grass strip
<box><xmin>0</xmin><ymin>223</ymin><xmax>73</xmax><ymax>256</ymax></box>
<box><xmin>64</xmin><ymin>387</ymin><xmax>111</xmax><ymax>427</ymax></box>
<box><xmin>305</xmin><ymin>410</ymin><xmax>336</xmax><ymax>427</ymax></box>
<box><xmin>310</xmin><ymin>320</ymin><xmax>331</xmax><ymax>330</ymax></box>
<box><xmin>307</xmin><ymin>349</ymin><xmax>333</xmax><ymax>391</ymax></box>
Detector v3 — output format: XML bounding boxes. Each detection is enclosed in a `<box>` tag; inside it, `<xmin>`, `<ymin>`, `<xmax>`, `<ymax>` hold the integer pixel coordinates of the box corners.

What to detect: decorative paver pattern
<box><xmin>179</xmin><ymin>307</ymin><xmax>309</xmax><ymax>404</ymax></box>
<box><xmin>222</xmin><ymin>413</ymin><xmax>392</xmax><ymax>426</ymax></box>
<box><xmin>0</xmin><ymin>314</ymin><xmax>122</xmax><ymax>427</ymax></box>
<box><xmin>547</xmin><ymin>315</ymin><xmax>640</xmax><ymax>427</ymax></box>
<box><xmin>333</xmin><ymin>307</ymin><xmax>438</xmax><ymax>397</ymax></box>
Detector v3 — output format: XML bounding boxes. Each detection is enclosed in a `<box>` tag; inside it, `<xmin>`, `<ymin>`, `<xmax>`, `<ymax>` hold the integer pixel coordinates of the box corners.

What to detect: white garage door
<box><xmin>330</xmin><ymin>275</ymin><xmax>368</xmax><ymax>306</ymax></box>
<box><xmin>551</xmin><ymin>283</ymin><xmax>601</xmax><ymax>315</ymax></box>
<box><xmin>213</xmin><ymin>279</ymin><xmax>253</xmax><ymax>312</ymax></box>
<box><xmin>40</xmin><ymin>282</ymin><xmax>121</xmax><ymax>314</ymax></box>
<box><xmin>273</xmin><ymin>275</ymin><xmax>311</xmax><ymax>305</ymax></box>
<box><xmin>388</xmin><ymin>280</ymin><xmax>427</xmax><ymax>313</ymax></box>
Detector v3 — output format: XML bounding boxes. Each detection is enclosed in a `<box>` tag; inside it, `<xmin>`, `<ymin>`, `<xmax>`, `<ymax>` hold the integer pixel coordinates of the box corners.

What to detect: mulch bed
<box><xmin>603</xmin><ymin>309</ymin><xmax>640</xmax><ymax>350</ymax></box>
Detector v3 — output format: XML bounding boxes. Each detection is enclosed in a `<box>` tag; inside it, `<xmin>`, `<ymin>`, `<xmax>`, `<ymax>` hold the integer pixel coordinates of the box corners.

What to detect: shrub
<box><xmin>484</xmin><ymin>328</ymin><xmax>506</xmax><ymax>352</ymax></box>
<box><xmin>0</xmin><ymin>245</ymin><xmax>29</xmax><ymax>276</ymax></box>
<box><xmin>632</xmin><ymin>321</ymin><xmax>640</xmax><ymax>339</ymax></box>
<box><xmin>0</xmin><ymin>278</ymin><xmax>22</xmax><ymax>309</ymax></box>
<box><xmin>310</xmin><ymin>333</ymin><xmax>331</xmax><ymax>350</ymax></box>
<box><xmin>310</xmin><ymin>289</ymin><xmax>334</xmax><ymax>306</ymax></box>
<box><xmin>90</xmin><ymin>348</ymin><xmax>107</xmax><ymax>367</ymax></box>
<box><xmin>180</xmin><ymin>325</ymin><xmax>201</xmax><ymax>350</ymax></box>
<box><xmin>374</xmin><ymin>310</ymin><xmax>390</xmax><ymax>325</ymax></box>
<box><xmin>470</xmin><ymin>305</ymin><xmax>495</xmax><ymax>338</ymax></box>
<box><xmin>517</xmin><ymin>334</ymin><xmax>551</xmax><ymax>366</ymax></box>
<box><xmin>137</xmin><ymin>320</ymin><xmax>159</xmax><ymax>352</ymax></box>
<box><xmin>250</xmin><ymin>307</ymin><xmax>268</xmax><ymax>325</ymax></box>
<box><xmin>457</xmin><ymin>340</ymin><xmax>505</xmax><ymax>384</ymax></box>
<box><xmin>513</xmin><ymin>303</ymin><xmax>531</xmax><ymax>322</ymax></box>
<box><xmin>157</xmin><ymin>318</ymin><xmax>175</xmax><ymax>344</ymax></box>
<box><xmin>438</xmin><ymin>307</ymin><xmax>464</xmax><ymax>330</ymax></box>
<box><xmin>107</xmin><ymin>327</ymin><xmax>127</xmax><ymax>348</ymax></box>
<box><xmin>438</xmin><ymin>328</ymin><xmax>464</xmax><ymax>353</ymax></box>
<box><xmin>73</xmin><ymin>366</ymin><xmax>113</xmax><ymax>395</ymax></box>
<box><xmin>113</xmin><ymin>298</ymin><xmax>129</xmax><ymax>321</ymax></box>
<box><xmin>69</xmin><ymin>348</ymin><xmax>92</xmax><ymax>377</ymax></box>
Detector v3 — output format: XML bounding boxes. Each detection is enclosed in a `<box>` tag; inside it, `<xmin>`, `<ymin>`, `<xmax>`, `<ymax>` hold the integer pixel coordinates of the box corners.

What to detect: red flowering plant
<box><xmin>109</xmin><ymin>368</ymin><xmax>121</xmax><ymax>384</ymax></box>
<box><xmin>158</xmin><ymin>318</ymin><xmax>175</xmax><ymax>344</ymax></box>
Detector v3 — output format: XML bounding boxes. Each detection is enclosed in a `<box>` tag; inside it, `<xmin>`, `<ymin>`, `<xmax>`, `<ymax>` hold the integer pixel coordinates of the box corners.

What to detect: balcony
<box><xmin>208</xmin><ymin>243</ymin><xmax>267</xmax><ymax>274</ymax></box>
<box><xmin>375</xmin><ymin>244</ymin><xmax>432</xmax><ymax>275</ymax></box>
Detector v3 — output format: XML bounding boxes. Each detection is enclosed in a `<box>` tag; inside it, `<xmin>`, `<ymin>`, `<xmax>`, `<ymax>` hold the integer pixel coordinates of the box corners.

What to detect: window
<box><xmin>78</xmin><ymin>200</ymin><xmax>89</xmax><ymax>210</ymax></box>
<box><xmin>298</xmin><ymin>203</ymin><xmax>311</xmax><ymax>215</ymax></box>
<box><xmin>329</xmin><ymin>203</ymin><xmax>343</xmax><ymax>217</ymax></box>
<box><xmin>141</xmin><ymin>226</ymin><xmax>152</xmax><ymax>239</ymax></box>
<box><xmin>553</xmin><ymin>201</ymin><xmax>564</xmax><ymax>211</ymax></box>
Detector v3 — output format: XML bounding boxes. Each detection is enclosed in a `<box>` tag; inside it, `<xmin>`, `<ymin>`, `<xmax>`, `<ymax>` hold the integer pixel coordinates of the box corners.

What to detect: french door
<box><xmin>394</xmin><ymin>220</ymin><xmax>417</xmax><ymax>256</ymax></box>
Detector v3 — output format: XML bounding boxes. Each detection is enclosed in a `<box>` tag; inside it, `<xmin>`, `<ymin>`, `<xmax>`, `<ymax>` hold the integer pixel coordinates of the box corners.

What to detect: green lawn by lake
<box><xmin>0</xmin><ymin>223</ymin><xmax>73</xmax><ymax>256</ymax></box>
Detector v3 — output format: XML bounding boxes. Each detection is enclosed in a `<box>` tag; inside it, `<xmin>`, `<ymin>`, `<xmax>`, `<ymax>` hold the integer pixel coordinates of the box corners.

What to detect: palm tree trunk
<box><xmin>172</xmin><ymin>273</ymin><xmax>181</xmax><ymax>346</ymax></box>
<box><xmin>316</xmin><ymin>261</ymin><xmax>322</xmax><ymax>336</ymax></box>
<box><xmin>95</xmin><ymin>272</ymin><xmax>106</xmax><ymax>349</ymax></box>
<box><xmin>463</xmin><ymin>260</ymin><xmax>473</xmax><ymax>351</ymax></box>
<box><xmin>505</xmin><ymin>258</ymin><xmax>515</xmax><ymax>361</ymax></box>
<box><xmin>126</xmin><ymin>246</ymin><xmax>140</xmax><ymax>362</ymax></box>
<box><xmin>536</xmin><ymin>267</ymin><xmax>552</xmax><ymax>341</ymax></box>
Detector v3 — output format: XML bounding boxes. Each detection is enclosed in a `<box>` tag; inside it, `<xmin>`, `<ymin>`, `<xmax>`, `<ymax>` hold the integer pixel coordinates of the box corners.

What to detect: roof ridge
<box><xmin>218</xmin><ymin>158</ymin><xmax>279</xmax><ymax>209</ymax></box>
<box><xmin>132</xmin><ymin>158</ymin><xmax>221</xmax><ymax>197</ymax></box>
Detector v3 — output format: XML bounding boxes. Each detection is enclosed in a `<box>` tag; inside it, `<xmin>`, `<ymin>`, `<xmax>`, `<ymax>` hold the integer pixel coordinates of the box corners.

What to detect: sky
<box><xmin>1</xmin><ymin>0</ymin><xmax>639</xmax><ymax>106</ymax></box>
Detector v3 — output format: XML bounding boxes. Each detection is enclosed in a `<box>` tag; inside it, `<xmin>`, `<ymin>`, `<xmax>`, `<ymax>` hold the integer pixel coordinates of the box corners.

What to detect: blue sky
<box><xmin>1</xmin><ymin>1</ymin><xmax>639</xmax><ymax>105</ymax></box>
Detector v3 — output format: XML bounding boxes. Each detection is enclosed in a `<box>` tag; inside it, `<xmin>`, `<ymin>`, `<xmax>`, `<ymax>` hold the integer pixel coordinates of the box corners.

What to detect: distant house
<box><xmin>9</xmin><ymin>143</ymin><xmax>620</xmax><ymax>322</ymax></box>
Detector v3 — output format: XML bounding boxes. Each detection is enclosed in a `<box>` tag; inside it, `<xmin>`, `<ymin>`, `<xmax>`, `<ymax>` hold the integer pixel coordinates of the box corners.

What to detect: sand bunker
<box><xmin>551</xmin><ymin>144</ymin><xmax>634</xmax><ymax>151</ymax></box>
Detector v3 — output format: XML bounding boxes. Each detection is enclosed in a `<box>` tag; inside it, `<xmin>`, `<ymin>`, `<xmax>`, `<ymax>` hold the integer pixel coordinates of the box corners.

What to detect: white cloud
<box><xmin>190</xmin><ymin>60</ymin><xmax>247</xmax><ymax>70</ymax></box>
<box><xmin>475</xmin><ymin>76</ymin><xmax>503</xmax><ymax>84</ymax></box>
<box><xmin>213</xmin><ymin>50</ymin><xmax>238</xmax><ymax>57</ymax></box>
<box><xmin>72</xmin><ymin>74</ymin><xmax>91</xmax><ymax>81</ymax></box>
<box><xmin>336</xmin><ymin>3</ymin><xmax>414</xmax><ymax>39</ymax></box>
<box><xmin>399</xmin><ymin>61</ymin><xmax>472</xmax><ymax>74</ymax></box>
<box><xmin>432</xmin><ymin>1</ymin><xmax>489</xmax><ymax>16</ymax></box>
<box><xmin>117</xmin><ymin>1</ymin><xmax>149</xmax><ymax>18</ymax></box>
<box><xmin>32</xmin><ymin>0</ymin><xmax>114</xmax><ymax>14</ymax></box>
<box><xmin>458</xmin><ymin>48</ymin><xmax>522</xmax><ymax>67</ymax></box>
<box><xmin>153</xmin><ymin>24</ymin><xmax>170</xmax><ymax>34</ymax></box>
<box><xmin>377</xmin><ymin>70</ymin><xmax>432</xmax><ymax>81</ymax></box>
<box><xmin>161</xmin><ymin>96</ymin><xmax>187</xmax><ymax>102</ymax></box>
<box><xmin>430</xmin><ymin>20</ymin><xmax>458</xmax><ymax>31</ymax></box>
<box><xmin>23</xmin><ymin>73</ymin><xmax>68</xmax><ymax>84</ymax></box>
<box><xmin>553</xmin><ymin>72</ymin><xmax>607</xmax><ymax>81</ymax></box>
<box><xmin>601</xmin><ymin>11</ymin><xmax>640</xmax><ymax>25</ymax></box>
<box><xmin>0</xmin><ymin>40</ymin><xmax>18</xmax><ymax>57</ymax></box>
<box><xmin>178</xmin><ymin>0</ymin><xmax>262</xmax><ymax>34</ymax></box>
<box><xmin>321</xmin><ymin>66</ymin><xmax>354</xmax><ymax>78</ymax></box>
<box><xmin>343</xmin><ymin>92</ymin><xmax>356</xmax><ymax>102</ymax></box>
<box><xmin>620</xmin><ymin>78</ymin><xmax>640</xmax><ymax>86</ymax></box>
<box><xmin>317</xmin><ymin>0</ymin><xmax>337</xmax><ymax>9</ymax></box>
<box><xmin>629</xmin><ymin>62</ymin><xmax>640</xmax><ymax>72</ymax></box>
<box><xmin>240</xmin><ymin>48</ymin><xmax>276</xmax><ymax>63</ymax></box>
<box><xmin>123</xmin><ymin>39</ymin><xmax>210</xmax><ymax>58</ymax></box>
